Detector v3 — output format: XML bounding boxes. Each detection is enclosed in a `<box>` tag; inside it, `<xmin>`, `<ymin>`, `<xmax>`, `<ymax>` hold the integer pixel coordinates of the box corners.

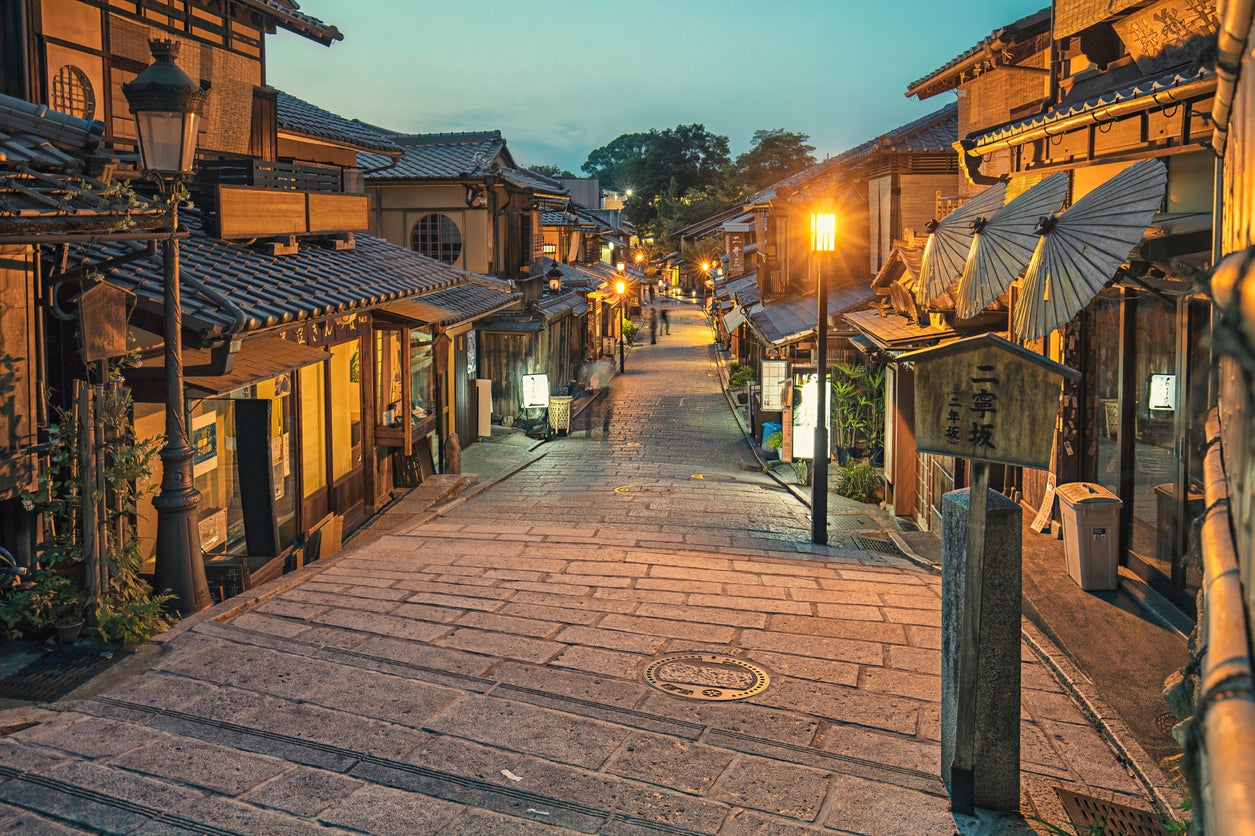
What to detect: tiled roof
<box><xmin>237</xmin><ymin>0</ymin><xmax>342</xmax><ymax>45</ymax></box>
<box><xmin>389</xmin><ymin>279</ymin><xmax>519</xmax><ymax>327</ymax></box>
<box><xmin>845</xmin><ymin>308</ymin><xmax>956</xmax><ymax>350</ymax></box>
<box><xmin>0</xmin><ymin>92</ymin><xmax>103</xmax><ymax>169</ymax></box>
<box><xmin>276</xmin><ymin>92</ymin><xmax>401</xmax><ymax>154</ymax></box>
<box><xmin>744</xmin><ymin>283</ymin><xmax>877</xmax><ymax>346</ymax></box>
<box><xmin>0</xmin><ymin>94</ymin><xmax>166</xmax><ymax>237</ymax></box>
<box><xmin>752</xmin><ymin>104</ymin><xmax>958</xmax><ymax>204</ymax></box>
<box><xmin>540</xmin><ymin>258</ymin><xmax>600</xmax><ymax>289</ymax></box>
<box><xmin>502</xmin><ymin>167</ymin><xmax>568</xmax><ymax>196</ymax></box>
<box><xmin>966</xmin><ymin>66</ymin><xmax>1215</xmax><ymax>148</ymax></box>
<box><xmin>360</xmin><ymin>132</ymin><xmax>506</xmax><ymax>180</ymax></box>
<box><xmin>68</xmin><ymin>206</ymin><xmax>514</xmax><ymax>342</ymax></box>
<box><xmin>906</xmin><ymin>8</ymin><xmax>1051</xmax><ymax>98</ymax></box>
<box><xmin>713</xmin><ymin>273</ymin><xmax>758</xmax><ymax>306</ymax></box>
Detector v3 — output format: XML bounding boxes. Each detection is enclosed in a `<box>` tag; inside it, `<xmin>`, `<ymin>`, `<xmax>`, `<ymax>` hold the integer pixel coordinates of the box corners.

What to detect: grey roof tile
<box><xmin>966</xmin><ymin>66</ymin><xmax>1215</xmax><ymax>147</ymax></box>
<box><xmin>237</xmin><ymin>0</ymin><xmax>342</xmax><ymax>45</ymax></box>
<box><xmin>64</xmin><ymin>206</ymin><xmax>515</xmax><ymax>342</ymax></box>
<box><xmin>360</xmin><ymin>132</ymin><xmax>506</xmax><ymax>180</ymax></box>
<box><xmin>276</xmin><ymin>92</ymin><xmax>401</xmax><ymax>154</ymax></box>
<box><xmin>745</xmin><ymin>283</ymin><xmax>877</xmax><ymax>346</ymax></box>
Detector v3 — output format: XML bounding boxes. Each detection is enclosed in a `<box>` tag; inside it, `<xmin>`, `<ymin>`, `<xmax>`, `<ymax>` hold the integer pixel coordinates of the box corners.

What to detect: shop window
<box><xmin>51</xmin><ymin>65</ymin><xmax>95</xmax><ymax>120</ymax></box>
<box><xmin>329</xmin><ymin>341</ymin><xmax>362</xmax><ymax>481</ymax></box>
<box><xmin>300</xmin><ymin>364</ymin><xmax>327</xmax><ymax>500</ymax></box>
<box><xmin>410</xmin><ymin>213</ymin><xmax>462</xmax><ymax>264</ymax></box>
<box><xmin>410</xmin><ymin>327</ymin><xmax>435</xmax><ymax>418</ymax></box>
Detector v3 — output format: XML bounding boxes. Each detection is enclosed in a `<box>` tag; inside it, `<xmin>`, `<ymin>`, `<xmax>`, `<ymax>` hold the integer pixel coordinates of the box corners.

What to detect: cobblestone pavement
<box><xmin>0</xmin><ymin>302</ymin><xmax>1160</xmax><ymax>834</ymax></box>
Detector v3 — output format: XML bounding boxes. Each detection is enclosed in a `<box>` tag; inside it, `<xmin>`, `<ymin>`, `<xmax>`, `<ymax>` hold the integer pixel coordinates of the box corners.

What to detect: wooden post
<box><xmin>94</xmin><ymin>382</ymin><xmax>109</xmax><ymax>601</ymax></box>
<box><xmin>950</xmin><ymin>460</ymin><xmax>989</xmax><ymax>815</ymax></box>
<box><xmin>77</xmin><ymin>382</ymin><xmax>101</xmax><ymax>600</ymax></box>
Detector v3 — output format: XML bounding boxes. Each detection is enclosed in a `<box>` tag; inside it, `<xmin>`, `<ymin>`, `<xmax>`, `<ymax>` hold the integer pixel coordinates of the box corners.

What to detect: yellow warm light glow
<box><xmin>700</xmin><ymin>261</ymin><xmax>711</xmax><ymax>272</ymax></box>
<box><xmin>811</xmin><ymin>212</ymin><xmax>837</xmax><ymax>253</ymax></box>
<box><xmin>616</xmin><ymin>261</ymin><xmax>626</xmax><ymax>272</ymax></box>
<box><xmin>634</xmin><ymin>252</ymin><xmax>644</xmax><ymax>263</ymax></box>
<box><xmin>615</xmin><ymin>280</ymin><xmax>627</xmax><ymax>295</ymax></box>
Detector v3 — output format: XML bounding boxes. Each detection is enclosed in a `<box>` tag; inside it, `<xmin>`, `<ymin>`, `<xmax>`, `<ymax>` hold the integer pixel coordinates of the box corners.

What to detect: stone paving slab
<box><xmin>0</xmin><ymin>303</ymin><xmax>1165</xmax><ymax>834</ymax></box>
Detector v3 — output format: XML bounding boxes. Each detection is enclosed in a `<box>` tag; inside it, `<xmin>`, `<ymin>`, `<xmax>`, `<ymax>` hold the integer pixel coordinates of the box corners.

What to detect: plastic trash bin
<box><xmin>1056</xmin><ymin>482</ymin><xmax>1123</xmax><ymax>591</ymax></box>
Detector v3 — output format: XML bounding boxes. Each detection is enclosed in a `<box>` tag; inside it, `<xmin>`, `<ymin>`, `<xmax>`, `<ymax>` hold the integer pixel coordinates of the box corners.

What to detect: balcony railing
<box><xmin>198</xmin><ymin>158</ymin><xmax>365</xmax><ymax>195</ymax></box>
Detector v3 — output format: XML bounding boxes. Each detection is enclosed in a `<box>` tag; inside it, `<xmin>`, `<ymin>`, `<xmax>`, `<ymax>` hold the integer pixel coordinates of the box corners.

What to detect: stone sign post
<box><xmin>899</xmin><ymin>333</ymin><xmax>1078</xmax><ymax>815</ymax></box>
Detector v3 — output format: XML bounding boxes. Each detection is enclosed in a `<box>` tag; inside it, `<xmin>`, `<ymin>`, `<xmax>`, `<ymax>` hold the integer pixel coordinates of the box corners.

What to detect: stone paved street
<box><xmin>0</xmin><ymin>302</ymin><xmax>1159</xmax><ymax>834</ymax></box>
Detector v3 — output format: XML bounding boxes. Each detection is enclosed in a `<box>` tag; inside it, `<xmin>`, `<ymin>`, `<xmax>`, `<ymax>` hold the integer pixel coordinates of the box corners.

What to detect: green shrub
<box><xmin>835</xmin><ymin>460</ymin><xmax>881</xmax><ymax>503</ymax></box>
<box><xmin>621</xmin><ymin>317</ymin><xmax>638</xmax><ymax>344</ymax></box>
<box><xmin>728</xmin><ymin>364</ymin><xmax>756</xmax><ymax>388</ymax></box>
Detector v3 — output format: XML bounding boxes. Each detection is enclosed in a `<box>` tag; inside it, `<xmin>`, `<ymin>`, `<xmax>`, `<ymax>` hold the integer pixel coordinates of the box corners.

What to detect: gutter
<box><xmin>1212</xmin><ymin>0</ymin><xmax>1255</xmax><ymax>154</ymax></box>
<box><xmin>1197</xmin><ymin>410</ymin><xmax>1255</xmax><ymax>834</ymax></box>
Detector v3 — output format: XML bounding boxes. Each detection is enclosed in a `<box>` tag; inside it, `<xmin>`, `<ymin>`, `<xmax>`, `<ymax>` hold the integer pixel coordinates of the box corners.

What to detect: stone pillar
<box><xmin>941</xmin><ymin>487</ymin><xmax>1022</xmax><ymax>812</ymax></box>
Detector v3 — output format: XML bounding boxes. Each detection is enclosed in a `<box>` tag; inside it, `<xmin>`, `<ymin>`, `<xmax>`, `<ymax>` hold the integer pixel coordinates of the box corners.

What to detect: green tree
<box><xmin>729</xmin><ymin>130</ymin><xmax>816</xmax><ymax>197</ymax></box>
<box><xmin>581</xmin><ymin>132</ymin><xmax>653</xmax><ymax>187</ymax></box>
<box><xmin>528</xmin><ymin>164</ymin><xmax>577</xmax><ymax>179</ymax></box>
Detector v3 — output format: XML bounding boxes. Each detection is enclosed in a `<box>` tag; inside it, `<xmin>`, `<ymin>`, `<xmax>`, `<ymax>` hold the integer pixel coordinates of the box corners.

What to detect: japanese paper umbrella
<box><xmin>954</xmin><ymin>172</ymin><xmax>1069</xmax><ymax>319</ymax></box>
<box><xmin>918</xmin><ymin>180</ymin><xmax>1007</xmax><ymax>303</ymax></box>
<box><xmin>1013</xmin><ymin>159</ymin><xmax>1167</xmax><ymax>341</ymax></box>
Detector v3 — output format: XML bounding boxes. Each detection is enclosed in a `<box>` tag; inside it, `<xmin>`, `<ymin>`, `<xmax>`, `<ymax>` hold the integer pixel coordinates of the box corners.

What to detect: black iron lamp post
<box><xmin>810</xmin><ymin>206</ymin><xmax>836</xmax><ymax>545</ymax></box>
<box><xmin>123</xmin><ymin>39</ymin><xmax>211</xmax><ymax>615</ymax></box>
<box><xmin>614</xmin><ymin>268</ymin><xmax>627</xmax><ymax>373</ymax></box>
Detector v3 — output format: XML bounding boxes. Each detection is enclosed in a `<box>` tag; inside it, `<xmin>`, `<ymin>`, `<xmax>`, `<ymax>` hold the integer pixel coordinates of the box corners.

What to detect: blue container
<box><xmin>761</xmin><ymin>422</ymin><xmax>782</xmax><ymax>451</ymax></box>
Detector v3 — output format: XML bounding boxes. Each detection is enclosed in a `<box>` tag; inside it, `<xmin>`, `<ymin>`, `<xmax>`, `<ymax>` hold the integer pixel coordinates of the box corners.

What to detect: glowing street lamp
<box><xmin>122</xmin><ymin>39</ymin><xmax>211</xmax><ymax>614</ymax></box>
<box><xmin>810</xmin><ymin>205</ymin><xmax>836</xmax><ymax>546</ymax></box>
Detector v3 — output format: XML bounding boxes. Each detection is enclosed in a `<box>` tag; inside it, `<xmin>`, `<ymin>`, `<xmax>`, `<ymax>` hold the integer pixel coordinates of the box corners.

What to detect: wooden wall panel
<box><xmin>308</xmin><ymin>193</ymin><xmax>369</xmax><ymax>233</ymax></box>
<box><xmin>216</xmin><ymin>186</ymin><xmax>306</xmax><ymax>238</ymax></box>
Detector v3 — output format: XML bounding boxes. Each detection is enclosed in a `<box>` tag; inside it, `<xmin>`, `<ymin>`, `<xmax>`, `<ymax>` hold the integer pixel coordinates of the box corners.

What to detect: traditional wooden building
<box><xmin>361</xmin><ymin>131</ymin><xmax>570</xmax><ymax>280</ymax></box>
<box><xmin>905</xmin><ymin>0</ymin><xmax>1218</xmax><ymax>610</ymax></box>
<box><xmin>1181</xmin><ymin>0</ymin><xmax>1255</xmax><ymax>827</ymax></box>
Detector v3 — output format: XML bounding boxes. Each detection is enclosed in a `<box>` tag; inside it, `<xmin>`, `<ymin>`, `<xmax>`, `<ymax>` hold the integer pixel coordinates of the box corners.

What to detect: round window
<box><xmin>51</xmin><ymin>65</ymin><xmax>96</xmax><ymax>120</ymax></box>
<box><xmin>410</xmin><ymin>214</ymin><xmax>462</xmax><ymax>265</ymax></box>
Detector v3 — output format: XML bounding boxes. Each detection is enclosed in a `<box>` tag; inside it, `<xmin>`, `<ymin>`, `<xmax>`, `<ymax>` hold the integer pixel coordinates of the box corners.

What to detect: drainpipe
<box><xmin>1211</xmin><ymin>0</ymin><xmax>1255</xmax><ymax>155</ymax></box>
<box><xmin>1197</xmin><ymin>411</ymin><xmax>1255</xmax><ymax>835</ymax></box>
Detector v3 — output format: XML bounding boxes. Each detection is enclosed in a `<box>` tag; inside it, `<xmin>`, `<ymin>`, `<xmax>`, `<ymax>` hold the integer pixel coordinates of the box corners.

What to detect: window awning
<box><xmin>126</xmin><ymin>337</ymin><xmax>330</xmax><ymax>401</ymax></box>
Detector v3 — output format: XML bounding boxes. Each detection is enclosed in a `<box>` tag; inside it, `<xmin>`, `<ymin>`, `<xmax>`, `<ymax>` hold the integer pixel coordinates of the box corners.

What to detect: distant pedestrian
<box><xmin>648</xmin><ymin>307</ymin><xmax>658</xmax><ymax>344</ymax></box>
<box><xmin>648</xmin><ymin>284</ymin><xmax>655</xmax><ymax>303</ymax></box>
<box><xmin>602</xmin><ymin>398</ymin><xmax>613</xmax><ymax>439</ymax></box>
<box><xmin>660</xmin><ymin>306</ymin><xmax>670</xmax><ymax>334</ymax></box>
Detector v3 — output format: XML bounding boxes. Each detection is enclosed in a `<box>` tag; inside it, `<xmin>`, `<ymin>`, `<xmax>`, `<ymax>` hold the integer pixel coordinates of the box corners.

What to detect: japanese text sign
<box><xmin>900</xmin><ymin>334</ymin><xmax>1079</xmax><ymax>469</ymax></box>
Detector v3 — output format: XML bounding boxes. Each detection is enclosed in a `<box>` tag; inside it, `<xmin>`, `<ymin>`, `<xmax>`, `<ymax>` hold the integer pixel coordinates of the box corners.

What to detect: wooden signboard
<box><xmin>898</xmin><ymin>332</ymin><xmax>1077</xmax><ymax>815</ymax></box>
<box><xmin>77</xmin><ymin>281</ymin><xmax>132</xmax><ymax>363</ymax></box>
<box><xmin>902</xmin><ymin>333</ymin><xmax>1080</xmax><ymax>470</ymax></box>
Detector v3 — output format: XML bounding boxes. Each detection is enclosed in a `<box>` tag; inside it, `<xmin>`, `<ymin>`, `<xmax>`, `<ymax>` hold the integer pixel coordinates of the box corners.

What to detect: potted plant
<box><xmin>729</xmin><ymin>364</ymin><xmax>756</xmax><ymax>404</ymax></box>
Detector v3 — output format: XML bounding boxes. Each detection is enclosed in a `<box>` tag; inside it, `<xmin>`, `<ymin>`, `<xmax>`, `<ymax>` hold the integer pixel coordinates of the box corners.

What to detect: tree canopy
<box><xmin>728</xmin><ymin>130</ymin><xmax>816</xmax><ymax>197</ymax></box>
<box><xmin>528</xmin><ymin>164</ymin><xmax>577</xmax><ymax>179</ymax></box>
<box><xmin>580</xmin><ymin>126</ymin><xmax>815</xmax><ymax>245</ymax></box>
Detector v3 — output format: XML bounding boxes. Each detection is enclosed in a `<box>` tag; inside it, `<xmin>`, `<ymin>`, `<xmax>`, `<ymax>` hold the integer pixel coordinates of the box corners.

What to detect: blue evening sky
<box><xmin>267</xmin><ymin>1</ymin><xmax>1046</xmax><ymax>173</ymax></box>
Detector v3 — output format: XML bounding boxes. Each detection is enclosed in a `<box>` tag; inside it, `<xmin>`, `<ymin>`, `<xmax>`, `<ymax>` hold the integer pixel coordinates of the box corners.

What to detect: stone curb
<box><xmin>1019</xmin><ymin>616</ymin><xmax>1186</xmax><ymax>820</ymax></box>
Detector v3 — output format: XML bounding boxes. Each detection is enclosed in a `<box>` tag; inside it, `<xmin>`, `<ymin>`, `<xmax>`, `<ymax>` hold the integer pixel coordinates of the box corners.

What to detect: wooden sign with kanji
<box><xmin>900</xmin><ymin>333</ymin><xmax>1079</xmax><ymax>470</ymax></box>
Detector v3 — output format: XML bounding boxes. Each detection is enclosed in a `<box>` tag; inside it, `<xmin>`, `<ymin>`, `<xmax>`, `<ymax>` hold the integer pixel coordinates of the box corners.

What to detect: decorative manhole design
<box><xmin>642</xmin><ymin>653</ymin><xmax>770</xmax><ymax>701</ymax></box>
<box><xmin>1154</xmin><ymin>710</ymin><xmax>1179</xmax><ymax>738</ymax></box>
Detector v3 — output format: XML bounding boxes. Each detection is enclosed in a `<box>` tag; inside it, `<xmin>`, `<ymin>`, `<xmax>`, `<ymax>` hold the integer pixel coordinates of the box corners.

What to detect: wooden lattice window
<box><xmin>51</xmin><ymin>65</ymin><xmax>95</xmax><ymax>120</ymax></box>
<box><xmin>410</xmin><ymin>213</ymin><xmax>462</xmax><ymax>264</ymax></box>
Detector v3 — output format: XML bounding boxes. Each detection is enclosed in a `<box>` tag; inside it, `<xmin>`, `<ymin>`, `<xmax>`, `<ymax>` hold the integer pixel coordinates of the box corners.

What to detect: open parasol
<box><xmin>1013</xmin><ymin>159</ymin><xmax>1167</xmax><ymax>341</ymax></box>
<box><xmin>954</xmin><ymin>172</ymin><xmax>1069</xmax><ymax>319</ymax></box>
<box><xmin>918</xmin><ymin>181</ymin><xmax>1007</xmax><ymax>303</ymax></box>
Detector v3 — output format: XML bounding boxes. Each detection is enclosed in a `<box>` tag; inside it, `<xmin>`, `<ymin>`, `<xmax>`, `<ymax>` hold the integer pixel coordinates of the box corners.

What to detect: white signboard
<box><xmin>1149</xmin><ymin>373</ymin><xmax>1176</xmax><ymax>411</ymax></box>
<box><xmin>761</xmin><ymin>360</ymin><xmax>788</xmax><ymax>410</ymax></box>
<box><xmin>522</xmin><ymin>373</ymin><xmax>550</xmax><ymax>408</ymax></box>
<box><xmin>791</xmin><ymin>373</ymin><xmax>831</xmax><ymax>460</ymax></box>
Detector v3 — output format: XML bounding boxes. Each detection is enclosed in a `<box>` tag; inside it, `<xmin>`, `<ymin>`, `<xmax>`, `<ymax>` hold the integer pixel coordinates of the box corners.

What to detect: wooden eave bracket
<box><xmin>252</xmin><ymin>235</ymin><xmax>299</xmax><ymax>256</ymax></box>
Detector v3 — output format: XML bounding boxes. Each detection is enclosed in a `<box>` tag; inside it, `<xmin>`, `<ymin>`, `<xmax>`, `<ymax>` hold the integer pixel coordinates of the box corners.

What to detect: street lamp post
<box><xmin>614</xmin><ymin>272</ymin><xmax>627</xmax><ymax>373</ymax></box>
<box><xmin>810</xmin><ymin>208</ymin><xmax>836</xmax><ymax>545</ymax></box>
<box><xmin>123</xmin><ymin>39</ymin><xmax>211</xmax><ymax>615</ymax></box>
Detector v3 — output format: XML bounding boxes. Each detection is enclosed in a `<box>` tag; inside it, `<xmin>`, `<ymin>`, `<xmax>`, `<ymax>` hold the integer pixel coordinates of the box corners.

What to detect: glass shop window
<box><xmin>375</xmin><ymin>325</ymin><xmax>405</xmax><ymax>430</ymax></box>
<box><xmin>329</xmin><ymin>341</ymin><xmax>362</xmax><ymax>480</ymax></box>
<box><xmin>190</xmin><ymin>400</ymin><xmax>240</xmax><ymax>556</ymax></box>
<box><xmin>299</xmin><ymin>362</ymin><xmax>328</xmax><ymax>500</ymax></box>
<box><xmin>255</xmin><ymin>375</ymin><xmax>297</xmax><ymax>546</ymax></box>
<box><xmin>410</xmin><ymin>327</ymin><xmax>435</xmax><ymax>419</ymax></box>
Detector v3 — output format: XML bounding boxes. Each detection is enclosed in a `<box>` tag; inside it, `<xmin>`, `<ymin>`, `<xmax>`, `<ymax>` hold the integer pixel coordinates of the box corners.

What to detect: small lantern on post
<box><xmin>547</xmin><ymin>264</ymin><xmax>563</xmax><ymax>294</ymax></box>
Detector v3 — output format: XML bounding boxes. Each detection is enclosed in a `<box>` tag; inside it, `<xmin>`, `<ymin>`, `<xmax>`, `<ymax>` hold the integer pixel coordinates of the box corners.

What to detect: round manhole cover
<box><xmin>1154</xmin><ymin>711</ymin><xmax>1178</xmax><ymax>738</ymax></box>
<box><xmin>642</xmin><ymin>653</ymin><xmax>770</xmax><ymax>701</ymax></box>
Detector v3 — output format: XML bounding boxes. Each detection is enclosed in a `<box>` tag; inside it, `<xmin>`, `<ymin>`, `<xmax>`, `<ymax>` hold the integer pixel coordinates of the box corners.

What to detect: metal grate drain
<box><xmin>1056</xmin><ymin>787</ymin><xmax>1164</xmax><ymax>836</ymax></box>
<box><xmin>0</xmin><ymin>644</ymin><xmax>125</xmax><ymax>702</ymax></box>
<box><xmin>851</xmin><ymin>535</ymin><xmax>905</xmax><ymax>557</ymax></box>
